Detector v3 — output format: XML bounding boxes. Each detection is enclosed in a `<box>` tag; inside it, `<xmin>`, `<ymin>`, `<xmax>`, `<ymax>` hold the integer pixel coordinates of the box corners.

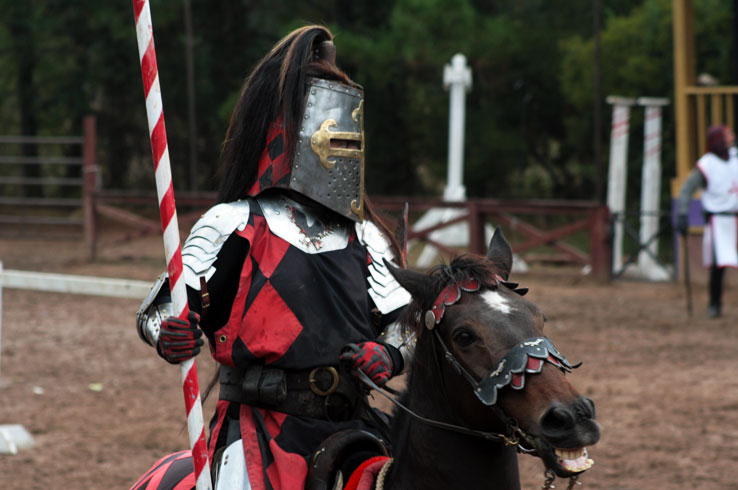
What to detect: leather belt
<box><xmin>218</xmin><ymin>364</ymin><xmax>362</xmax><ymax>422</ymax></box>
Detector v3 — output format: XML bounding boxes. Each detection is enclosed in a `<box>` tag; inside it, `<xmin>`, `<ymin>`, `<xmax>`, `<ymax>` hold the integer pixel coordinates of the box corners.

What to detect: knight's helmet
<box><xmin>243</xmin><ymin>28</ymin><xmax>366</xmax><ymax>222</ymax></box>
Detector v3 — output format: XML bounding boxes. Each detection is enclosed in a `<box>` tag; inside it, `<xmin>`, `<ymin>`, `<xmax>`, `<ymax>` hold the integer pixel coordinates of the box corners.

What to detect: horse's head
<box><xmin>387</xmin><ymin>228</ymin><xmax>600</xmax><ymax>479</ymax></box>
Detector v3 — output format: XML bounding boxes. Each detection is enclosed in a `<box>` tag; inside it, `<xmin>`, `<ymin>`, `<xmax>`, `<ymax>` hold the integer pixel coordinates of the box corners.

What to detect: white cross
<box><xmin>443</xmin><ymin>53</ymin><xmax>472</xmax><ymax>202</ymax></box>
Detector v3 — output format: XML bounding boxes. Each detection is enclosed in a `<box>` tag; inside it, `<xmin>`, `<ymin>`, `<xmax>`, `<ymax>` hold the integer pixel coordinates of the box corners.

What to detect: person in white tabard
<box><xmin>677</xmin><ymin>125</ymin><xmax>738</xmax><ymax>318</ymax></box>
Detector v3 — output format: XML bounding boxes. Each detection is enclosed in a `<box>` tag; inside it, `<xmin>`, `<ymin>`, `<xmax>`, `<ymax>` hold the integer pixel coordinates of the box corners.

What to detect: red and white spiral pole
<box><xmin>132</xmin><ymin>2</ymin><xmax>212</xmax><ymax>489</ymax></box>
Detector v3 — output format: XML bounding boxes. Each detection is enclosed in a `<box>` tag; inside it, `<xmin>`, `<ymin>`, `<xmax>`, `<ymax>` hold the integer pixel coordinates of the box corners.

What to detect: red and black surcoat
<box><xmin>181</xmin><ymin>193</ymin><xmax>404</xmax><ymax>490</ymax></box>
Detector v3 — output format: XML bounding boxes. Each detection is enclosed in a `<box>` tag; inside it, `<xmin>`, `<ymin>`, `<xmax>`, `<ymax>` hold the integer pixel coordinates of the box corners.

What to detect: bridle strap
<box><xmin>354</xmin><ymin>369</ymin><xmax>523</xmax><ymax>446</ymax></box>
<box><xmin>431</xmin><ymin>328</ymin><xmax>538</xmax><ymax>449</ymax></box>
<box><xmin>433</xmin><ymin>329</ymin><xmax>485</xmax><ymax>389</ymax></box>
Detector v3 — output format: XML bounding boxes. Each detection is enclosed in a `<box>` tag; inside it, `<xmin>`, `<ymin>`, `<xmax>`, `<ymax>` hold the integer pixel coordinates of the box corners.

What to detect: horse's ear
<box><xmin>383</xmin><ymin>258</ymin><xmax>432</xmax><ymax>304</ymax></box>
<box><xmin>487</xmin><ymin>227</ymin><xmax>513</xmax><ymax>280</ymax></box>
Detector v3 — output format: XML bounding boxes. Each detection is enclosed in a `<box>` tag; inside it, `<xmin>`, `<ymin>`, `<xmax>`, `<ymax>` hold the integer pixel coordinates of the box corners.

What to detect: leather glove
<box><xmin>676</xmin><ymin>214</ymin><xmax>689</xmax><ymax>236</ymax></box>
<box><xmin>157</xmin><ymin>311</ymin><xmax>204</xmax><ymax>364</ymax></box>
<box><xmin>340</xmin><ymin>341</ymin><xmax>401</xmax><ymax>386</ymax></box>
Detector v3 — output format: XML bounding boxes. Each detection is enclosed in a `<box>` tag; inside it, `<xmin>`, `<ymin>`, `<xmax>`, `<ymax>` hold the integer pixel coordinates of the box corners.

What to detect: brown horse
<box><xmin>367</xmin><ymin>228</ymin><xmax>601</xmax><ymax>489</ymax></box>
<box><xmin>130</xmin><ymin>229</ymin><xmax>600</xmax><ymax>490</ymax></box>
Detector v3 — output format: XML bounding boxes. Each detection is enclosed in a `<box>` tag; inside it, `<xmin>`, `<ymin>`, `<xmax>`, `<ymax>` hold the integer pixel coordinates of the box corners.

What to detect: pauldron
<box><xmin>181</xmin><ymin>200</ymin><xmax>251</xmax><ymax>290</ymax></box>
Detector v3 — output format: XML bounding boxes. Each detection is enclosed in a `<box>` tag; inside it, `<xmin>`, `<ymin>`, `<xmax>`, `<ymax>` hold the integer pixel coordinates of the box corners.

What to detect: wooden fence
<box><xmin>0</xmin><ymin>116</ymin><xmax>97</xmax><ymax>255</ymax></box>
<box><xmin>0</xmin><ymin>122</ymin><xmax>611</xmax><ymax>280</ymax></box>
<box><xmin>86</xmin><ymin>193</ymin><xmax>611</xmax><ymax>281</ymax></box>
<box><xmin>371</xmin><ymin>196</ymin><xmax>611</xmax><ymax>281</ymax></box>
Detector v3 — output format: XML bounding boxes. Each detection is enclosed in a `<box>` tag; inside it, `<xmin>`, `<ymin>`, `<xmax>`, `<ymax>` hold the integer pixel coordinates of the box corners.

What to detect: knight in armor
<box><xmin>134</xmin><ymin>25</ymin><xmax>413</xmax><ymax>490</ymax></box>
<box><xmin>677</xmin><ymin>124</ymin><xmax>738</xmax><ymax>318</ymax></box>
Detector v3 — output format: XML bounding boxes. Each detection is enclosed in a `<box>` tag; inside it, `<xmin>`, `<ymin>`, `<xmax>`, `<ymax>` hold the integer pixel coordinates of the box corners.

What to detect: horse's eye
<box><xmin>452</xmin><ymin>328</ymin><xmax>477</xmax><ymax>347</ymax></box>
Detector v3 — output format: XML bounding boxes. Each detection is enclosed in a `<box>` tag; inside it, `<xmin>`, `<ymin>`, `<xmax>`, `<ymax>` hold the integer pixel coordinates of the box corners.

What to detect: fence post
<box><xmin>82</xmin><ymin>116</ymin><xmax>98</xmax><ymax>260</ymax></box>
<box><xmin>467</xmin><ymin>200</ymin><xmax>486</xmax><ymax>255</ymax></box>
<box><xmin>589</xmin><ymin>205</ymin><xmax>612</xmax><ymax>282</ymax></box>
<box><xmin>0</xmin><ymin>261</ymin><xmax>3</xmax><ymax>379</ymax></box>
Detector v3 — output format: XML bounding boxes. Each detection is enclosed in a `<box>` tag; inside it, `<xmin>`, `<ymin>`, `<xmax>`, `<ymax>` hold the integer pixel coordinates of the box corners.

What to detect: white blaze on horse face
<box><xmin>481</xmin><ymin>290</ymin><xmax>514</xmax><ymax>315</ymax></box>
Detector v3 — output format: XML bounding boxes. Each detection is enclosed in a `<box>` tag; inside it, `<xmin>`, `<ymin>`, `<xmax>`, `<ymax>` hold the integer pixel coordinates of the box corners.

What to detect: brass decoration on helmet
<box><xmin>350</xmin><ymin>100</ymin><xmax>365</xmax><ymax>222</ymax></box>
<box><xmin>310</xmin><ymin>119</ymin><xmax>362</xmax><ymax>170</ymax></box>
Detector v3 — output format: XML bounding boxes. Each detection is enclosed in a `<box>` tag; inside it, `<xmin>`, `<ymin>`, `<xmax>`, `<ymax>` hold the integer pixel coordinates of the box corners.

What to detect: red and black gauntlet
<box><xmin>157</xmin><ymin>311</ymin><xmax>204</xmax><ymax>364</ymax></box>
<box><xmin>340</xmin><ymin>341</ymin><xmax>403</xmax><ymax>386</ymax></box>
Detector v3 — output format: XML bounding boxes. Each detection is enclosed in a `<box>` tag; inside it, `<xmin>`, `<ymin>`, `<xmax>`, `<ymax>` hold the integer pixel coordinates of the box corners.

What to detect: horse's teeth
<box><xmin>554</xmin><ymin>448</ymin><xmax>594</xmax><ymax>473</ymax></box>
<box><xmin>555</xmin><ymin>448</ymin><xmax>585</xmax><ymax>459</ymax></box>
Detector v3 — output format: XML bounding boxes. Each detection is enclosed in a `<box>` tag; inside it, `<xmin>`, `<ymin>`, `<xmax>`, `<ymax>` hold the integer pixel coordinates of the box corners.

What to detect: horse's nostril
<box><xmin>541</xmin><ymin>405</ymin><xmax>575</xmax><ymax>435</ymax></box>
<box><xmin>577</xmin><ymin>397</ymin><xmax>596</xmax><ymax>420</ymax></box>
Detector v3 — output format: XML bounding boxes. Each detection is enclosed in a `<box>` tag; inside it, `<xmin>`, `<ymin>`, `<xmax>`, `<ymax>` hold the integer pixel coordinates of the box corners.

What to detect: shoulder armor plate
<box><xmin>356</xmin><ymin>220</ymin><xmax>411</xmax><ymax>314</ymax></box>
<box><xmin>181</xmin><ymin>201</ymin><xmax>251</xmax><ymax>290</ymax></box>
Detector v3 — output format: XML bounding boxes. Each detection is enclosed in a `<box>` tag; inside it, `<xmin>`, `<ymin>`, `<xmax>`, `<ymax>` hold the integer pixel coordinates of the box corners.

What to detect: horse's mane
<box><xmin>400</xmin><ymin>254</ymin><xmax>502</xmax><ymax>337</ymax></box>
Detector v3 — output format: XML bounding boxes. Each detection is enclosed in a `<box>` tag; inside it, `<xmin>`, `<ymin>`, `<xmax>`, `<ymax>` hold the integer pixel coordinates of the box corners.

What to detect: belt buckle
<box><xmin>309</xmin><ymin>366</ymin><xmax>340</xmax><ymax>396</ymax></box>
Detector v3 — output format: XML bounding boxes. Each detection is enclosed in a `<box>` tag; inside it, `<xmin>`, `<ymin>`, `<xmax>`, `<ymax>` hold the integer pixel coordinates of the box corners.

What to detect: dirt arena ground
<box><xmin>1</xmin><ymin>226</ymin><xmax>737</xmax><ymax>489</ymax></box>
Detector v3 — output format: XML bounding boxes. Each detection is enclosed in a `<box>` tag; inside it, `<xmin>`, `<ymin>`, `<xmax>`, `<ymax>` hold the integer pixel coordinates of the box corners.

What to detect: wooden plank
<box><xmin>0</xmin><ymin>176</ymin><xmax>83</xmax><ymax>186</ymax></box>
<box><xmin>0</xmin><ymin>156</ymin><xmax>83</xmax><ymax>165</ymax></box>
<box><xmin>727</xmin><ymin>94</ymin><xmax>735</xmax><ymax>130</ymax></box>
<box><xmin>684</xmin><ymin>85</ymin><xmax>738</xmax><ymax>95</ymax></box>
<box><xmin>711</xmin><ymin>93</ymin><xmax>723</xmax><ymax>125</ymax></box>
<box><xmin>371</xmin><ymin>196</ymin><xmax>601</xmax><ymax>214</ymax></box>
<box><xmin>96</xmin><ymin>190</ymin><xmax>215</xmax><ymax>207</ymax></box>
<box><xmin>0</xmin><ymin>135</ymin><xmax>84</xmax><ymax>144</ymax></box>
<box><xmin>415</xmin><ymin>237</ymin><xmax>459</xmax><ymax>259</ymax></box>
<box><xmin>1</xmin><ymin>269</ymin><xmax>150</xmax><ymax>299</ymax></box>
<box><xmin>512</xmin><ymin>219</ymin><xmax>590</xmax><ymax>254</ymax></box>
<box><xmin>96</xmin><ymin>203</ymin><xmax>160</xmax><ymax>232</ymax></box>
<box><xmin>409</xmin><ymin>213</ymin><xmax>469</xmax><ymax>238</ymax></box>
<box><xmin>672</xmin><ymin>0</ymin><xmax>696</xmax><ymax>189</ymax></box>
<box><xmin>696</xmin><ymin>94</ymin><xmax>706</xmax><ymax>155</ymax></box>
<box><xmin>0</xmin><ymin>215</ymin><xmax>83</xmax><ymax>225</ymax></box>
<box><xmin>523</xmin><ymin>253</ymin><xmax>576</xmax><ymax>264</ymax></box>
<box><xmin>494</xmin><ymin>213</ymin><xmax>589</xmax><ymax>264</ymax></box>
<box><xmin>0</xmin><ymin>197</ymin><xmax>82</xmax><ymax>206</ymax></box>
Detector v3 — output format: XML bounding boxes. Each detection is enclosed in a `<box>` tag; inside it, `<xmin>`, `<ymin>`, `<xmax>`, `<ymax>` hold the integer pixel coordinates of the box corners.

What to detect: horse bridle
<box><xmin>358</xmin><ymin>275</ymin><xmax>580</xmax><ymax>451</ymax></box>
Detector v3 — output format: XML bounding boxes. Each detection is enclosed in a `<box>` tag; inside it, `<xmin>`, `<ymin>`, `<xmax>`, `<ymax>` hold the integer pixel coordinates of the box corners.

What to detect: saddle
<box><xmin>306</xmin><ymin>429</ymin><xmax>390</xmax><ymax>490</ymax></box>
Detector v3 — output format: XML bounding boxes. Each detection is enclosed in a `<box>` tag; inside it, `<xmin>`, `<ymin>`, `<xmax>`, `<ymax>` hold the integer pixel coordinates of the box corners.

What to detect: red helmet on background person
<box><xmin>706</xmin><ymin>125</ymin><xmax>731</xmax><ymax>160</ymax></box>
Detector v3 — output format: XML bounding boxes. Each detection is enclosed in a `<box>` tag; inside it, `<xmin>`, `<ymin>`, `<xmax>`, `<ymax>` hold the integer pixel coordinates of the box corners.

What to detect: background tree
<box><xmin>0</xmin><ymin>0</ymin><xmax>733</xmax><ymax>208</ymax></box>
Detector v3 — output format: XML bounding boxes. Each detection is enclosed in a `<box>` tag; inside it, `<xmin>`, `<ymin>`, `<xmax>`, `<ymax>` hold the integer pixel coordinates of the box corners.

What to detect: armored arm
<box><xmin>136</xmin><ymin>201</ymin><xmax>252</xmax><ymax>348</ymax></box>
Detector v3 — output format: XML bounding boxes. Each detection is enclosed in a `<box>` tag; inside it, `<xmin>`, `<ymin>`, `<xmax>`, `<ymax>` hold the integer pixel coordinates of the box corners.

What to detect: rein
<box><xmin>355</xmin><ymin>369</ymin><xmax>525</xmax><ymax>447</ymax></box>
